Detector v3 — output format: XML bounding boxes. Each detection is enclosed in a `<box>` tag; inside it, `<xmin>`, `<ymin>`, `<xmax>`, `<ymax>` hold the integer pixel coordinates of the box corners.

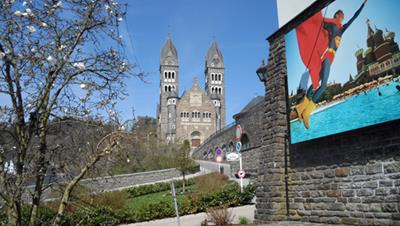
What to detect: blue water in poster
<box><xmin>285</xmin><ymin>0</ymin><xmax>400</xmax><ymax>144</ymax></box>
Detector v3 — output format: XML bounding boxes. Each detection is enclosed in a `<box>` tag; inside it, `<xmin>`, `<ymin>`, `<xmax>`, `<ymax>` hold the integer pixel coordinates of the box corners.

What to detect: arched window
<box><xmin>168</xmin><ymin>86</ymin><xmax>171</xmax><ymax>92</ymax></box>
<box><xmin>172</xmin><ymin>72</ymin><xmax>175</xmax><ymax>79</ymax></box>
<box><xmin>211</xmin><ymin>74</ymin><xmax>214</xmax><ymax>81</ymax></box>
<box><xmin>219</xmin><ymin>87</ymin><xmax>222</xmax><ymax>94</ymax></box>
<box><xmin>241</xmin><ymin>133</ymin><xmax>250</xmax><ymax>149</ymax></box>
<box><xmin>164</xmin><ymin>72</ymin><xmax>167</xmax><ymax>79</ymax></box>
<box><xmin>218</xmin><ymin>74</ymin><xmax>221</xmax><ymax>81</ymax></box>
<box><xmin>192</xmin><ymin>112</ymin><xmax>194</xmax><ymax>118</ymax></box>
<box><xmin>164</xmin><ymin>85</ymin><xmax>167</xmax><ymax>92</ymax></box>
<box><xmin>168</xmin><ymin>72</ymin><xmax>171</xmax><ymax>79</ymax></box>
<box><xmin>181</xmin><ymin>112</ymin><xmax>183</xmax><ymax>117</ymax></box>
<box><xmin>209</xmin><ymin>113</ymin><xmax>211</xmax><ymax>118</ymax></box>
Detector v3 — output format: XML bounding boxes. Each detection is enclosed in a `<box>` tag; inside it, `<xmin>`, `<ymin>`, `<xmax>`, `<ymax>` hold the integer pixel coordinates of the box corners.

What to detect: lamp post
<box><xmin>256</xmin><ymin>60</ymin><xmax>269</xmax><ymax>82</ymax></box>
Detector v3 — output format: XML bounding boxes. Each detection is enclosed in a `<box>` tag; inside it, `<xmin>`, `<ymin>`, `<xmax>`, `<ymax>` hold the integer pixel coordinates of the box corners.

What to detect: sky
<box><xmin>117</xmin><ymin>0</ymin><xmax>279</xmax><ymax>123</ymax></box>
<box><xmin>286</xmin><ymin>0</ymin><xmax>400</xmax><ymax>94</ymax></box>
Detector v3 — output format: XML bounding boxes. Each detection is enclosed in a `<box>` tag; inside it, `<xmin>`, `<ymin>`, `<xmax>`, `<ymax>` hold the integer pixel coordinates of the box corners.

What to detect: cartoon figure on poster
<box><xmin>286</xmin><ymin>0</ymin><xmax>400</xmax><ymax>144</ymax></box>
<box><xmin>291</xmin><ymin>0</ymin><xmax>368</xmax><ymax>128</ymax></box>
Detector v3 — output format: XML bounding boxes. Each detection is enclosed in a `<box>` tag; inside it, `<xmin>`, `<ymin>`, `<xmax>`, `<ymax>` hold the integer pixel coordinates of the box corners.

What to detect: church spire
<box><xmin>160</xmin><ymin>37</ymin><xmax>178</xmax><ymax>66</ymax></box>
<box><xmin>206</xmin><ymin>40</ymin><xmax>224</xmax><ymax>68</ymax></box>
<box><xmin>367</xmin><ymin>19</ymin><xmax>374</xmax><ymax>37</ymax></box>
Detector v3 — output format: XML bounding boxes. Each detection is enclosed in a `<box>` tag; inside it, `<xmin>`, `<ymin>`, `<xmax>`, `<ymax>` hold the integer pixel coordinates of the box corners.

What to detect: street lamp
<box><xmin>256</xmin><ymin>60</ymin><xmax>269</xmax><ymax>82</ymax></box>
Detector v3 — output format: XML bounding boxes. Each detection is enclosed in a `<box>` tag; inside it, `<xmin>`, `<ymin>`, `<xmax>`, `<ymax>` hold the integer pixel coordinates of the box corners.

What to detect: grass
<box><xmin>125</xmin><ymin>186</ymin><xmax>193</xmax><ymax>210</ymax></box>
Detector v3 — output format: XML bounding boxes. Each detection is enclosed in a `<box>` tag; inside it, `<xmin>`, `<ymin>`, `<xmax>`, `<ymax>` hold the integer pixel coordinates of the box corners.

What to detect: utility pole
<box><xmin>171</xmin><ymin>181</ymin><xmax>181</xmax><ymax>226</ymax></box>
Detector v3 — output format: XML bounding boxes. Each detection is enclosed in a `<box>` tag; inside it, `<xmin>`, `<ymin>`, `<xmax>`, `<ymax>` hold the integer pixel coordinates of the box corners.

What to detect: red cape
<box><xmin>295</xmin><ymin>12</ymin><xmax>342</xmax><ymax>89</ymax></box>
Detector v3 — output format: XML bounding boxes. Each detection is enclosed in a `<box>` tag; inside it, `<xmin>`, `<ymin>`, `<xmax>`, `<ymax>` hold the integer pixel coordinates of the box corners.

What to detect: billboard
<box><xmin>277</xmin><ymin>0</ymin><xmax>317</xmax><ymax>28</ymax></box>
<box><xmin>285</xmin><ymin>0</ymin><xmax>400</xmax><ymax>144</ymax></box>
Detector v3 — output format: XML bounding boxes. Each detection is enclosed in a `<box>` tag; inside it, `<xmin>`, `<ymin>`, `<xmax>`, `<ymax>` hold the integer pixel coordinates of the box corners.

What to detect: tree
<box><xmin>176</xmin><ymin>140</ymin><xmax>195</xmax><ymax>194</ymax></box>
<box><xmin>0</xmin><ymin>0</ymin><xmax>141</xmax><ymax>225</ymax></box>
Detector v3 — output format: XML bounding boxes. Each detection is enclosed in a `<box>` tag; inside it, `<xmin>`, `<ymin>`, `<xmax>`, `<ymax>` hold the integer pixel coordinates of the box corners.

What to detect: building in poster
<box><xmin>285</xmin><ymin>0</ymin><xmax>400</xmax><ymax>144</ymax></box>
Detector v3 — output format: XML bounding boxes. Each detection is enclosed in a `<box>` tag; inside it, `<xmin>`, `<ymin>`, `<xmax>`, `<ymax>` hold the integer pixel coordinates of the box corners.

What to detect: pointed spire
<box><xmin>367</xmin><ymin>19</ymin><xmax>374</xmax><ymax>37</ymax></box>
<box><xmin>160</xmin><ymin>36</ymin><xmax>178</xmax><ymax>66</ymax></box>
<box><xmin>206</xmin><ymin>40</ymin><xmax>224</xmax><ymax>68</ymax></box>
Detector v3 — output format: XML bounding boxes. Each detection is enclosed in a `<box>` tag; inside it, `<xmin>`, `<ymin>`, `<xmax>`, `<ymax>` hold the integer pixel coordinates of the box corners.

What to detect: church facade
<box><xmin>156</xmin><ymin>37</ymin><xmax>226</xmax><ymax>147</ymax></box>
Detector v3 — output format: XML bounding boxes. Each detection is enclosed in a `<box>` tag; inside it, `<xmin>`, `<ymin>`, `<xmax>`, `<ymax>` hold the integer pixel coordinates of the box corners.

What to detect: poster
<box><xmin>285</xmin><ymin>0</ymin><xmax>400</xmax><ymax>144</ymax></box>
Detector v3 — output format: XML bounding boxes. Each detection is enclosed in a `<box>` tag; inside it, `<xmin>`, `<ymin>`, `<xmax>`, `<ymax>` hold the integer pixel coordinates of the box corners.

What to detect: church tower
<box><xmin>205</xmin><ymin>41</ymin><xmax>226</xmax><ymax>130</ymax></box>
<box><xmin>158</xmin><ymin>37</ymin><xmax>179</xmax><ymax>143</ymax></box>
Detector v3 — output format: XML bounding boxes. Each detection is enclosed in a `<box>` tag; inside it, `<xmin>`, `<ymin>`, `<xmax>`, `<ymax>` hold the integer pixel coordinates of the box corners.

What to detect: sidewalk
<box><xmin>121</xmin><ymin>205</ymin><xmax>255</xmax><ymax>226</ymax></box>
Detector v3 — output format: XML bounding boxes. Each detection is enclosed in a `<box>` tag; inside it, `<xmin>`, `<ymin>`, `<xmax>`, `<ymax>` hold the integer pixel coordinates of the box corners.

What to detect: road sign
<box><xmin>238</xmin><ymin>170</ymin><xmax>246</xmax><ymax>178</ymax></box>
<box><xmin>235</xmin><ymin>142</ymin><xmax>242</xmax><ymax>152</ymax></box>
<box><xmin>215</xmin><ymin>148</ymin><xmax>222</xmax><ymax>156</ymax></box>
<box><xmin>215</xmin><ymin>155</ymin><xmax>223</xmax><ymax>163</ymax></box>
<box><xmin>226</xmin><ymin>152</ymin><xmax>240</xmax><ymax>161</ymax></box>
<box><xmin>235</xmin><ymin>125</ymin><xmax>242</xmax><ymax>141</ymax></box>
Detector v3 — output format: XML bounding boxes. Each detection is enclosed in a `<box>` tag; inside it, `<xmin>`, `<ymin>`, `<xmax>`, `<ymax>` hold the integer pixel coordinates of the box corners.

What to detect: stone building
<box><xmin>352</xmin><ymin>19</ymin><xmax>400</xmax><ymax>85</ymax></box>
<box><xmin>157</xmin><ymin>37</ymin><xmax>226</xmax><ymax>147</ymax></box>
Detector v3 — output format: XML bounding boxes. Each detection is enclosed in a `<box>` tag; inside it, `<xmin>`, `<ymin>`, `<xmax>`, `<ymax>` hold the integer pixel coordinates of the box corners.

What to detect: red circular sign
<box><xmin>238</xmin><ymin>170</ymin><xmax>246</xmax><ymax>178</ymax></box>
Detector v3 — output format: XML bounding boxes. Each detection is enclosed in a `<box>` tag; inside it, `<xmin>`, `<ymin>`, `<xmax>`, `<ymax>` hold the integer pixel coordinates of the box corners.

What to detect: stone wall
<box><xmin>255</xmin><ymin>1</ymin><xmax>400</xmax><ymax>224</ymax></box>
<box><xmin>81</xmin><ymin>168</ymin><xmax>183</xmax><ymax>192</ymax></box>
<box><xmin>191</xmin><ymin>95</ymin><xmax>265</xmax><ymax>178</ymax></box>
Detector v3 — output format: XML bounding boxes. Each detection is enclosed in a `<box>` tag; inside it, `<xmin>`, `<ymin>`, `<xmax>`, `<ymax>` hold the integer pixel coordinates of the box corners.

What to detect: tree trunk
<box><xmin>52</xmin><ymin>155</ymin><xmax>102</xmax><ymax>226</ymax></box>
<box><xmin>7</xmin><ymin>200</ymin><xmax>20</xmax><ymax>226</ymax></box>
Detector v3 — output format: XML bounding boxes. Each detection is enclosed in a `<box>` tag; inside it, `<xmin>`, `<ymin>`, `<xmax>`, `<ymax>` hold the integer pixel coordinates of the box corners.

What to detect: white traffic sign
<box><xmin>215</xmin><ymin>155</ymin><xmax>223</xmax><ymax>163</ymax></box>
<box><xmin>238</xmin><ymin>170</ymin><xmax>246</xmax><ymax>178</ymax></box>
<box><xmin>226</xmin><ymin>152</ymin><xmax>240</xmax><ymax>161</ymax></box>
<box><xmin>235</xmin><ymin>125</ymin><xmax>242</xmax><ymax>141</ymax></box>
<box><xmin>235</xmin><ymin>142</ymin><xmax>242</xmax><ymax>152</ymax></box>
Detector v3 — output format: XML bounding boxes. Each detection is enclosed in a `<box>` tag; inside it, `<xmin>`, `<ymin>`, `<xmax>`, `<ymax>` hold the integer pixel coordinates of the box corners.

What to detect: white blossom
<box><xmin>41</xmin><ymin>22</ymin><xmax>48</xmax><ymax>28</ymax></box>
<box><xmin>80</xmin><ymin>83</ymin><xmax>87</xmax><ymax>89</ymax></box>
<box><xmin>14</xmin><ymin>10</ymin><xmax>22</xmax><ymax>17</ymax></box>
<box><xmin>73</xmin><ymin>62</ymin><xmax>86</xmax><ymax>70</ymax></box>
<box><xmin>0</xmin><ymin>52</ymin><xmax>5</xmax><ymax>59</ymax></box>
<box><xmin>58</xmin><ymin>44</ymin><xmax>66</xmax><ymax>51</ymax></box>
<box><xmin>27</xmin><ymin>25</ymin><xmax>36</xmax><ymax>33</ymax></box>
<box><xmin>47</xmin><ymin>55</ymin><xmax>54</xmax><ymax>62</ymax></box>
<box><xmin>117</xmin><ymin>17</ymin><xmax>123</xmax><ymax>22</ymax></box>
<box><xmin>105</xmin><ymin>4</ymin><xmax>110</xmax><ymax>10</ymax></box>
<box><xmin>30</xmin><ymin>47</ymin><xmax>36</xmax><ymax>52</ymax></box>
<box><xmin>54</xmin><ymin>1</ymin><xmax>62</xmax><ymax>8</ymax></box>
<box><xmin>22</xmin><ymin>1</ymin><xmax>27</xmax><ymax>6</ymax></box>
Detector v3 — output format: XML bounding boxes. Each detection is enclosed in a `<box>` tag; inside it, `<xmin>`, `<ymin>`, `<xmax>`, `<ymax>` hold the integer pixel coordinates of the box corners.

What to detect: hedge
<box><xmin>0</xmin><ymin>182</ymin><xmax>256</xmax><ymax>226</ymax></box>
<box><xmin>126</xmin><ymin>178</ymin><xmax>195</xmax><ymax>198</ymax></box>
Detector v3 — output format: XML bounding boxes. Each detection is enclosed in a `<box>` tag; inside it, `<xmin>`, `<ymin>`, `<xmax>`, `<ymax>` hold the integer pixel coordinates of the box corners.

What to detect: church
<box><xmin>156</xmin><ymin>37</ymin><xmax>226</xmax><ymax>148</ymax></box>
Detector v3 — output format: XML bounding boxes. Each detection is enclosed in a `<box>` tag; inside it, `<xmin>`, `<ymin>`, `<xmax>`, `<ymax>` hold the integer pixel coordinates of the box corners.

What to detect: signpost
<box><xmin>235</xmin><ymin>125</ymin><xmax>244</xmax><ymax>192</ymax></box>
<box><xmin>171</xmin><ymin>181</ymin><xmax>181</xmax><ymax>226</ymax></box>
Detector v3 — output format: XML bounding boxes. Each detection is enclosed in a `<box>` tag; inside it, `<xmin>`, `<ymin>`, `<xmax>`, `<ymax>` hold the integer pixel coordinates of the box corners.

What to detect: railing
<box><xmin>193</xmin><ymin>121</ymin><xmax>236</xmax><ymax>155</ymax></box>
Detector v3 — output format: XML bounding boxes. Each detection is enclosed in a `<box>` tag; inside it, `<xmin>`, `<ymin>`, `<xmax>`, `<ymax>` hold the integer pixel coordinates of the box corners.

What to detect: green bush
<box><xmin>69</xmin><ymin>206</ymin><xmax>121</xmax><ymax>226</ymax></box>
<box><xmin>126</xmin><ymin>178</ymin><xmax>195</xmax><ymax>198</ymax></box>
<box><xmin>239</xmin><ymin>216</ymin><xmax>250</xmax><ymax>224</ymax></box>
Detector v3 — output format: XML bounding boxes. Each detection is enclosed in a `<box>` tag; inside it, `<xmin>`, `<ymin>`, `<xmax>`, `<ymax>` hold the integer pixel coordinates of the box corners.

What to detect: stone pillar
<box><xmin>255</xmin><ymin>35</ymin><xmax>290</xmax><ymax>223</ymax></box>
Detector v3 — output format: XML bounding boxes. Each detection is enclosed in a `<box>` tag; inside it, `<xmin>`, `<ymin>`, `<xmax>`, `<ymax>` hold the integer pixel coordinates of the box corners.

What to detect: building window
<box><xmin>218</xmin><ymin>74</ymin><xmax>222</xmax><ymax>81</ymax></box>
<box><xmin>164</xmin><ymin>71</ymin><xmax>167</xmax><ymax>79</ymax></box>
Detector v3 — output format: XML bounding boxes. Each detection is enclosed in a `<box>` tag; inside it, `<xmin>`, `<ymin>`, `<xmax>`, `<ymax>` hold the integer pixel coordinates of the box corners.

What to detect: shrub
<box><xmin>239</xmin><ymin>216</ymin><xmax>250</xmax><ymax>224</ymax></box>
<box><xmin>126</xmin><ymin>178</ymin><xmax>195</xmax><ymax>198</ymax></box>
<box><xmin>200</xmin><ymin>219</ymin><xmax>209</xmax><ymax>226</ymax></box>
<box><xmin>90</xmin><ymin>190</ymin><xmax>128</xmax><ymax>210</ymax></box>
<box><xmin>69</xmin><ymin>206</ymin><xmax>120</xmax><ymax>226</ymax></box>
<box><xmin>195</xmin><ymin>172</ymin><xmax>229</xmax><ymax>194</ymax></box>
<box><xmin>206</xmin><ymin>205</ymin><xmax>233</xmax><ymax>226</ymax></box>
